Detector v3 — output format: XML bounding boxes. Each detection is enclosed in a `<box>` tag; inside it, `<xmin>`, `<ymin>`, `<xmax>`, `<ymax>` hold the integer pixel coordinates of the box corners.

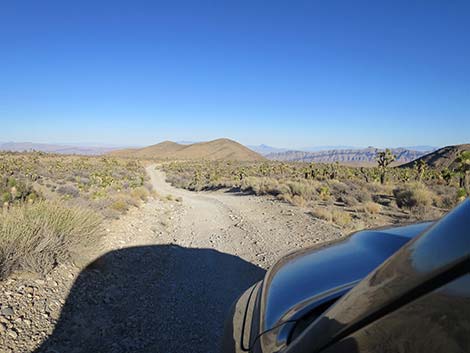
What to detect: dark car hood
<box><xmin>257</xmin><ymin>222</ymin><xmax>432</xmax><ymax>351</ymax></box>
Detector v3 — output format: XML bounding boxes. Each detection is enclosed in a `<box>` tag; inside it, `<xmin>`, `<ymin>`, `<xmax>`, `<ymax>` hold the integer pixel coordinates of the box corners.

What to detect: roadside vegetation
<box><xmin>162</xmin><ymin>150</ymin><xmax>469</xmax><ymax>230</ymax></box>
<box><xmin>0</xmin><ymin>152</ymin><xmax>151</xmax><ymax>279</ymax></box>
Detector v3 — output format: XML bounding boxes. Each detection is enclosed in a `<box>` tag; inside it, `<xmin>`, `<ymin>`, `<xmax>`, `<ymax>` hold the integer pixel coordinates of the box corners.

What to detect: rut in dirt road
<box><xmin>33</xmin><ymin>165</ymin><xmax>341</xmax><ymax>353</ymax></box>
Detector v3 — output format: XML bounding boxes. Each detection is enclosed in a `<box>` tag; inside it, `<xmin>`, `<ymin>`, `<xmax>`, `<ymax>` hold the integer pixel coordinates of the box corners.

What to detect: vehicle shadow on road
<box><xmin>34</xmin><ymin>244</ymin><xmax>265</xmax><ymax>353</ymax></box>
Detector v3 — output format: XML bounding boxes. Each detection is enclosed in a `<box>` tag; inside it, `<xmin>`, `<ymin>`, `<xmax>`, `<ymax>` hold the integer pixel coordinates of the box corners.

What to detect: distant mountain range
<box><xmin>266</xmin><ymin>148</ymin><xmax>430</xmax><ymax>164</ymax></box>
<box><xmin>109</xmin><ymin>138</ymin><xmax>265</xmax><ymax>161</ymax></box>
<box><xmin>398</xmin><ymin>145</ymin><xmax>438</xmax><ymax>152</ymax></box>
<box><xmin>0</xmin><ymin>142</ymin><xmax>122</xmax><ymax>155</ymax></box>
<box><xmin>247</xmin><ymin>144</ymin><xmax>288</xmax><ymax>155</ymax></box>
<box><xmin>248</xmin><ymin>144</ymin><xmax>360</xmax><ymax>155</ymax></box>
<box><xmin>249</xmin><ymin>144</ymin><xmax>437</xmax><ymax>156</ymax></box>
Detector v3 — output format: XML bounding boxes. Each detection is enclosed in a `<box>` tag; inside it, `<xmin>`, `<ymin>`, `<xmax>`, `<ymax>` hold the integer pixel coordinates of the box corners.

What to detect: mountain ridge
<box><xmin>266</xmin><ymin>147</ymin><xmax>428</xmax><ymax>164</ymax></box>
<box><xmin>109</xmin><ymin>138</ymin><xmax>265</xmax><ymax>161</ymax></box>
<box><xmin>399</xmin><ymin>144</ymin><xmax>470</xmax><ymax>169</ymax></box>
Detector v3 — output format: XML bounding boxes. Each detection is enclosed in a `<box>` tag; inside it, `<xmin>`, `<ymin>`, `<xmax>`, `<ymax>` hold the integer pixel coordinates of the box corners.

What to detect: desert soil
<box><xmin>0</xmin><ymin>165</ymin><xmax>343</xmax><ymax>353</ymax></box>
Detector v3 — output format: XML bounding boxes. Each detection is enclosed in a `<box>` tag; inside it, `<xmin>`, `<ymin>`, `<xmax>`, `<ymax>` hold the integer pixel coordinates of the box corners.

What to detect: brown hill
<box><xmin>400</xmin><ymin>144</ymin><xmax>470</xmax><ymax>170</ymax></box>
<box><xmin>109</xmin><ymin>138</ymin><xmax>265</xmax><ymax>161</ymax></box>
<box><xmin>109</xmin><ymin>141</ymin><xmax>186</xmax><ymax>159</ymax></box>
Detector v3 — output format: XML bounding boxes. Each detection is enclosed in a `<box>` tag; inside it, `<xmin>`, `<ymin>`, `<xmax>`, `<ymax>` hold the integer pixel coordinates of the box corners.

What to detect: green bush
<box><xmin>0</xmin><ymin>201</ymin><xmax>102</xmax><ymax>279</ymax></box>
<box><xmin>457</xmin><ymin>188</ymin><xmax>468</xmax><ymax>201</ymax></box>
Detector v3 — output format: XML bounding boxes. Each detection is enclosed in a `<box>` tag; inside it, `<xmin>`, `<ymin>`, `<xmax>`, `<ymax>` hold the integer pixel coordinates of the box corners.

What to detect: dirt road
<box><xmin>147</xmin><ymin>165</ymin><xmax>343</xmax><ymax>268</ymax></box>
<box><xmin>2</xmin><ymin>165</ymin><xmax>342</xmax><ymax>353</ymax></box>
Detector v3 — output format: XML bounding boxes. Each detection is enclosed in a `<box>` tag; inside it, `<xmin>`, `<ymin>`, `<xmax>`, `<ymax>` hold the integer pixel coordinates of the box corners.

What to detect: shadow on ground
<box><xmin>35</xmin><ymin>244</ymin><xmax>265</xmax><ymax>353</ymax></box>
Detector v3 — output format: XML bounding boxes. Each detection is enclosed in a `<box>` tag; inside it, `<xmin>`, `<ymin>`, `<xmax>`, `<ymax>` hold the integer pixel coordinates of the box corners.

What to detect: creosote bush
<box><xmin>0</xmin><ymin>201</ymin><xmax>102</xmax><ymax>279</ymax></box>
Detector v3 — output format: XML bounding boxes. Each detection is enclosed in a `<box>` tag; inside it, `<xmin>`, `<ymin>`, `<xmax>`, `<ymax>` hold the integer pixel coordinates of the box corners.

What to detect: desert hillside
<box><xmin>110</xmin><ymin>138</ymin><xmax>265</xmax><ymax>161</ymax></box>
<box><xmin>266</xmin><ymin>147</ymin><xmax>427</xmax><ymax>164</ymax></box>
<box><xmin>400</xmin><ymin>144</ymin><xmax>470</xmax><ymax>169</ymax></box>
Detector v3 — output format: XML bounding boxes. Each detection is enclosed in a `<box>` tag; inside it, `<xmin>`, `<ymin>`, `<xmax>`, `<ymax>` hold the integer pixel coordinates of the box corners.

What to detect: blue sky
<box><xmin>0</xmin><ymin>1</ymin><xmax>469</xmax><ymax>148</ymax></box>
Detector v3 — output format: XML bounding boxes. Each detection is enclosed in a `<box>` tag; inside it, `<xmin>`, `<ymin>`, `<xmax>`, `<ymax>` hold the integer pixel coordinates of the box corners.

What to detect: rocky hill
<box><xmin>266</xmin><ymin>147</ymin><xmax>427</xmax><ymax>164</ymax></box>
<box><xmin>400</xmin><ymin>144</ymin><xmax>470</xmax><ymax>170</ymax></box>
<box><xmin>109</xmin><ymin>138</ymin><xmax>265</xmax><ymax>161</ymax></box>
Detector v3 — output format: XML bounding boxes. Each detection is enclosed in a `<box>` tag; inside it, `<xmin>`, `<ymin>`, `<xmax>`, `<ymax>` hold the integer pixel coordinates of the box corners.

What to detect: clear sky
<box><xmin>1</xmin><ymin>1</ymin><xmax>469</xmax><ymax>148</ymax></box>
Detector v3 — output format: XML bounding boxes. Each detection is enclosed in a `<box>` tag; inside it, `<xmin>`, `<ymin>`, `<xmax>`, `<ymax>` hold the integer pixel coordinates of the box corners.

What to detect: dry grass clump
<box><xmin>110</xmin><ymin>198</ymin><xmax>130</xmax><ymax>213</ymax></box>
<box><xmin>130</xmin><ymin>186</ymin><xmax>150</xmax><ymax>201</ymax></box>
<box><xmin>363</xmin><ymin>201</ymin><xmax>382</xmax><ymax>215</ymax></box>
<box><xmin>310</xmin><ymin>207</ymin><xmax>352</xmax><ymax>226</ymax></box>
<box><xmin>0</xmin><ymin>201</ymin><xmax>102</xmax><ymax>279</ymax></box>
<box><xmin>393</xmin><ymin>183</ymin><xmax>434</xmax><ymax>209</ymax></box>
<box><xmin>332</xmin><ymin>209</ymin><xmax>352</xmax><ymax>226</ymax></box>
<box><xmin>290</xmin><ymin>195</ymin><xmax>307</xmax><ymax>207</ymax></box>
<box><xmin>310</xmin><ymin>207</ymin><xmax>333</xmax><ymax>222</ymax></box>
<box><xmin>241</xmin><ymin>177</ymin><xmax>281</xmax><ymax>196</ymax></box>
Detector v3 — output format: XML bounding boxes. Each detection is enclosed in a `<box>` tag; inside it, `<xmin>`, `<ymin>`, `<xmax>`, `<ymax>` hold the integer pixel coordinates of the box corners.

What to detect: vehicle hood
<box><xmin>257</xmin><ymin>222</ymin><xmax>432</xmax><ymax>351</ymax></box>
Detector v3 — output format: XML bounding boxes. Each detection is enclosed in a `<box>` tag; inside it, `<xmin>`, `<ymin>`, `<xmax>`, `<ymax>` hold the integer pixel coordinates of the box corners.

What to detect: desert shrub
<box><xmin>352</xmin><ymin>187</ymin><xmax>372</xmax><ymax>203</ymax></box>
<box><xmin>439</xmin><ymin>194</ymin><xmax>456</xmax><ymax>209</ymax></box>
<box><xmin>131</xmin><ymin>186</ymin><xmax>150</xmax><ymax>201</ymax></box>
<box><xmin>318</xmin><ymin>185</ymin><xmax>331</xmax><ymax>201</ymax></box>
<box><xmin>257</xmin><ymin>178</ymin><xmax>282</xmax><ymax>195</ymax></box>
<box><xmin>372</xmin><ymin>194</ymin><xmax>392</xmax><ymax>207</ymax></box>
<box><xmin>0</xmin><ymin>178</ymin><xmax>40</xmax><ymax>205</ymax></box>
<box><xmin>363</xmin><ymin>201</ymin><xmax>382</xmax><ymax>214</ymax></box>
<box><xmin>57</xmin><ymin>185</ymin><xmax>80</xmax><ymax>198</ymax></box>
<box><xmin>287</xmin><ymin>181</ymin><xmax>316</xmax><ymax>199</ymax></box>
<box><xmin>277</xmin><ymin>192</ymin><xmax>292</xmax><ymax>204</ymax></box>
<box><xmin>457</xmin><ymin>188</ymin><xmax>468</xmax><ymax>202</ymax></box>
<box><xmin>0</xmin><ymin>201</ymin><xmax>102</xmax><ymax>279</ymax></box>
<box><xmin>332</xmin><ymin>209</ymin><xmax>352</xmax><ymax>226</ymax></box>
<box><xmin>310</xmin><ymin>207</ymin><xmax>333</xmax><ymax>222</ymax></box>
<box><xmin>110</xmin><ymin>199</ymin><xmax>130</xmax><ymax>213</ymax></box>
<box><xmin>329</xmin><ymin>180</ymin><xmax>348</xmax><ymax>195</ymax></box>
<box><xmin>331</xmin><ymin>181</ymin><xmax>361</xmax><ymax>206</ymax></box>
<box><xmin>242</xmin><ymin>177</ymin><xmax>272</xmax><ymax>195</ymax></box>
<box><xmin>291</xmin><ymin>195</ymin><xmax>307</xmax><ymax>207</ymax></box>
<box><xmin>393</xmin><ymin>183</ymin><xmax>434</xmax><ymax>209</ymax></box>
<box><xmin>338</xmin><ymin>194</ymin><xmax>359</xmax><ymax>207</ymax></box>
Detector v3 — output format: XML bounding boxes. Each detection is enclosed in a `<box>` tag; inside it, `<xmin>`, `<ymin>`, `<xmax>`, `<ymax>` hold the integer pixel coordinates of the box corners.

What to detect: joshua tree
<box><xmin>376</xmin><ymin>149</ymin><xmax>396</xmax><ymax>184</ymax></box>
<box><xmin>414</xmin><ymin>159</ymin><xmax>428</xmax><ymax>183</ymax></box>
<box><xmin>238</xmin><ymin>167</ymin><xmax>247</xmax><ymax>181</ymax></box>
<box><xmin>360</xmin><ymin>167</ymin><xmax>370</xmax><ymax>183</ymax></box>
<box><xmin>309</xmin><ymin>162</ymin><xmax>317</xmax><ymax>179</ymax></box>
<box><xmin>441</xmin><ymin>168</ymin><xmax>454</xmax><ymax>186</ymax></box>
<box><xmin>329</xmin><ymin>162</ymin><xmax>339</xmax><ymax>180</ymax></box>
<box><xmin>302</xmin><ymin>167</ymin><xmax>310</xmax><ymax>180</ymax></box>
<box><xmin>455</xmin><ymin>151</ymin><xmax>470</xmax><ymax>191</ymax></box>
